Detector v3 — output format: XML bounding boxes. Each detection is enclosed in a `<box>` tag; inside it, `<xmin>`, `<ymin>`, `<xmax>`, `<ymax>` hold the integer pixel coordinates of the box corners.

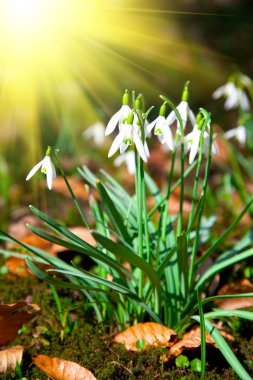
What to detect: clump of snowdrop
<box><xmin>83</xmin><ymin>122</ymin><xmax>106</xmax><ymax>146</ymax></box>
<box><xmin>184</xmin><ymin>113</ymin><xmax>218</xmax><ymax>164</ymax></box>
<box><xmin>165</xmin><ymin>81</ymin><xmax>196</xmax><ymax>135</ymax></box>
<box><xmin>26</xmin><ymin>146</ymin><xmax>56</xmax><ymax>190</ymax></box>
<box><xmin>212</xmin><ymin>73</ymin><xmax>252</xmax><ymax>111</ymax></box>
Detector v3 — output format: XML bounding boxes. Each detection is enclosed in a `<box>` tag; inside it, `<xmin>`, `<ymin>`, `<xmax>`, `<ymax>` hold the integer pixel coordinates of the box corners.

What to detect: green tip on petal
<box><xmin>181</xmin><ymin>81</ymin><xmax>190</xmax><ymax>102</ymax></box>
<box><xmin>159</xmin><ymin>103</ymin><xmax>167</xmax><ymax>117</ymax></box>
<box><xmin>122</xmin><ymin>90</ymin><xmax>130</xmax><ymax>105</ymax></box>
<box><xmin>45</xmin><ymin>146</ymin><xmax>51</xmax><ymax>156</ymax></box>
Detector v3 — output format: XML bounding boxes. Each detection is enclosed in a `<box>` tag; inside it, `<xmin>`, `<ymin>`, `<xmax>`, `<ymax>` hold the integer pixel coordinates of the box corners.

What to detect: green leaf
<box><xmin>136</xmin><ymin>338</ymin><xmax>146</xmax><ymax>351</ymax></box>
<box><xmin>192</xmin><ymin>316</ymin><xmax>252</xmax><ymax>380</ymax></box>
<box><xmin>190</xmin><ymin>358</ymin><xmax>202</xmax><ymax>372</ymax></box>
<box><xmin>197</xmin><ymin>247</ymin><xmax>253</xmax><ymax>289</ymax></box>
<box><xmin>177</xmin><ymin>232</ymin><xmax>188</xmax><ymax>300</ymax></box>
<box><xmin>92</xmin><ymin>232</ymin><xmax>163</xmax><ymax>305</ymax></box>
<box><xmin>175</xmin><ymin>355</ymin><xmax>189</xmax><ymax>369</ymax></box>
<box><xmin>96</xmin><ymin>181</ymin><xmax>132</xmax><ymax>244</ymax></box>
<box><xmin>26</xmin><ymin>223</ymin><xmax>131</xmax><ymax>280</ymax></box>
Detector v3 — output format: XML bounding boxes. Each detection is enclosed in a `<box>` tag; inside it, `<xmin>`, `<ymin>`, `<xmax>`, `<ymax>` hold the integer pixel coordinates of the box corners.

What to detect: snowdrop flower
<box><xmin>108</xmin><ymin>112</ymin><xmax>148</xmax><ymax>162</ymax></box>
<box><xmin>26</xmin><ymin>147</ymin><xmax>56</xmax><ymax>190</ymax></box>
<box><xmin>105</xmin><ymin>90</ymin><xmax>131</xmax><ymax>136</ymax></box>
<box><xmin>147</xmin><ymin>103</ymin><xmax>174</xmax><ymax>151</ymax></box>
<box><xmin>212</xmin><ymin>82</ymin><xmax>250</xmax><ymax>111</ymax></box>
<box><xmin>165</xmin><ymin>82</ymin><xmax>196</xmax><ymax>134</ymax></box>
<box><xmin>114</xmin><ymin>151</ymin><xmax>135</xmax><ymax>174</ymax></box>
<box><xmin>224</xmin><ymin>126</ymin><xmax>247</xmax><ymax>146</ymax></box>
<box><xmin>83</xmin><ymin>122</ymin><xmax>105</xmax><ymax>146</ymax></box>
<box><xmin>185</xmin><ymin>117</ymin><xmax>218</xmax><ymax>164</ymax></box>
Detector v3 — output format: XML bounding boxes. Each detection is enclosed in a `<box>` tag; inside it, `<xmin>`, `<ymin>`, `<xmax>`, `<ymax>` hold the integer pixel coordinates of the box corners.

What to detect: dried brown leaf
<box><xmin>0</xmin><ymin>346</ymin><xmax>24</xmax><ymax>373</ymax></box>
<box><xmin>214</xmin><ymin>279</ymin><xmax>253</xmax><ymax>310</ymax></box>
<box><xmin>33</xmin><ymin>354</ymin><xmax>97</xmax><ymax>380</ymax></box>
<box><xmin>113</xmin><ymin>322</ymin><xmax>177</xmax><ymax>351</ymax></box>
<box><xmin>52</xmin><ymin>176</ymin><xmax>90</xmax><ymax>200</ymax></box>
<box><xmin>165</xmin><ymin>324</ymin><xmax>234</xmax><ymax>360</ymax></box>
<box><xmin>0</xmin><ymin>302</ymin><xmax>40</xmax><ymax>346</ymax></box>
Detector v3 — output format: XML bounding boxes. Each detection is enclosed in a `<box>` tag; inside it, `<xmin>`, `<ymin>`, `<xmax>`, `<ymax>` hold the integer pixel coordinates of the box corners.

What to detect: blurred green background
<box><xmin>0</xmin><ymin>0</ymin><xmax>252</xmax><ymax>214</ymax></box>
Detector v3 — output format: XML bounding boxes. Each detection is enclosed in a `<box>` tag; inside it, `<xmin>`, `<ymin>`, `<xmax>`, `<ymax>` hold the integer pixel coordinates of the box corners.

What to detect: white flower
<box><xmin>114</xmin><ymin>151</ymin><xmax>135</xmax><ymax>174</ymax></box>
<box><xmin>83</xmin><ymin>122</ymin><xmax>105</xmax><ymax>146</ymax></box>
<box><xmin>26</xmin><ymin>153</ymin><xmax>56</xmax><ymax>190</ymax></box>
<box><xmin>185</xmin><ymin>124</ymin><xmax>218</xmax><ymax>164</ymax></box>
<box><xmin>108</xmin><ymin>122</ymin><xmax>147</xmax><ymax>162</ymax></box>
<box><xmin>166</xmin><ymin>101</ymin><xmax>196</xmax><ymax>134</ymax></box>
<box><xmin>212</xmin><ymin>82</ymin><xmax>250</xmax><ymax>111</ymax></box>
<box><xmin>147</xmin><ymin>115</ymin><xmax>174</xmax><ymax>150</ymax></box>
<box><xmin>105</xmin><ymin>91</ymin><xmax>132</xmax><ymax>136</ymax></box>
<box><xmin>224</xmin><ymin>125</ymin><xmax>247</xmax><ymax>146</ymax></box>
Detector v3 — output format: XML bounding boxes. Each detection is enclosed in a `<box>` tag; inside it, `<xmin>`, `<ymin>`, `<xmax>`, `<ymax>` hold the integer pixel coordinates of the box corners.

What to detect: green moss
<box><xmin>0</xmin><ymin>274</ymin><xmax>252</xmax><ymax>379</ymax></box>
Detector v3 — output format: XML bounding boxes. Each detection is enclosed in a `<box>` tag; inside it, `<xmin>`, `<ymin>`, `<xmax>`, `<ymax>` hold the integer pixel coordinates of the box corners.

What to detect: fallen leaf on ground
<box><xmin>0</xmin><ymin>346</ymin><xmax>24</xmax><ymax>373</ymax></box>
<box><xmin>164</xmin><ymin>324</ymin><xmax>234</xmax><ymax>360</ymax></box>
<box><xmin>214</xmin><ymin>279</ymin><xmax>253</xmax><ymax>310</ymax></box>
<box><xmin>113</xmin><ymin>322</ymin><xmax>177</xmax><ymax>351</ymax></box>
<box><xmin>33</xmin><ymin>355</ymin><xmax>97</xmax><ymax>380</ymax></box>
<box><xmin>52</xmin><ymin>176</ymin><xmax>90</xmax><ymax>200</ymax></box>
<box><xmin>0</xmin><ymin>302</ymin><xmax>40</xmax><ymax>346</ymax></box>
<box><xmin>5</xmin><ymin>227</ymin><xmax>96</xmax><ymax>277</ymax></box>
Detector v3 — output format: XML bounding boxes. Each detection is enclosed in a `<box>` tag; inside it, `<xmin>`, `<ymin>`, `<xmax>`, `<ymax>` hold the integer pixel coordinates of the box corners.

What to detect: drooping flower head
<box><xmin>224</xmin><ymin>126</ymin><xmax>247</xmax><ymax>146</ymax></box>
<box><xmin>83</xmin><ymin>122</ymin><xmax>105</xmax><ymax>146</ymax></box>
<box><xmin>146</xmin><ymin>102</ymin><xmax>174</xmax><ymax>151</ymax></box>
<box><xmin>26</xmin><ymin>146</ymin><xmax>56</xmax><ymax>190</ymax></box>
<box><xmin>184</xmin><ymin>112</ymin><xmax>218</xmax><ymax>164</ymax></box>
<box><xmin>212</xmin><ymin>73</ymin><xmax>252</xmax><ymax>111</ymax></box>
<box><xmin>165</xmin><ymin>81</ymin><xmax>196</xmax><ymax>135</ymax></box>
<box><xmin>108</xmin><ymin>111</ymin><xmax>148</xmax><ymax>162</ymax></box>
<box><xmin>105</xmin><ymin>90</ymin><xmax>131</xmax><ymax>136</ymax></box>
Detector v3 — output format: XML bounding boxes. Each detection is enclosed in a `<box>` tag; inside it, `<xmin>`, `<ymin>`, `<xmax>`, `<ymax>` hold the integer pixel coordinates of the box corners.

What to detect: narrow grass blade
<box><xmin>192</xmin><ymin>316</ymin><xmax>252</xmax><ymax>380</ymax></box>
<box><xmin>96</xmin><ymin>181</ymin><xmax>132</xmax><ymax>244</ymax></box>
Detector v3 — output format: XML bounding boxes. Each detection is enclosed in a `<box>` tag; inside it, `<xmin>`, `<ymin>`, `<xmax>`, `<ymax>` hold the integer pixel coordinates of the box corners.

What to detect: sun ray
<box><xmin>0</xmin><ymin>0</ymin><xmax>225</xmax><ymax>170</ymax></box>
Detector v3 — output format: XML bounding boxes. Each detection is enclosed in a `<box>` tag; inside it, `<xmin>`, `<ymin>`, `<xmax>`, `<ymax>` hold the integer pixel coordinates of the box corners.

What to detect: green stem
<box><xmin>135</xmin><ymin>152</ymin><xmax>144</xmax><ymax>304</ymax></box>
<box><xmin>149</xmin><ymin>161</ymin><xmax>198</xmax><ymax>217</ymax></box>
<box><xmin>188</xmin><ymin>114</ymin><xmax>212</xmax><ymax>290</ymax></box>
<box><xmin>226</xmin><ymin>142</ymin><xmax>253</xmax><ymax>219</ymax></box>
<box><xmin>54</xmin><ymin>150</ymin><xmax>90</xmax><ymax>229</ymax></box>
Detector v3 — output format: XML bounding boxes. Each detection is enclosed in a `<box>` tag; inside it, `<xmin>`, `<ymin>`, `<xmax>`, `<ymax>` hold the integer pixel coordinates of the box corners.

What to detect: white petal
<box><xmin>224</xmin><ymin>91</ymin><xmax>238</xmax><ymax>110</ymax></box>
<box><xmin>177</xmin><ymin>101</ymin><xmax>188</xmax><ymax>123</ymax></box>
<box><xmin>144</xmin><ymin>141</ymin><xmax>150</xmax><ymax>157</ymax></box>
<box><xmin>224</xmin><ymin>128</ymin><xmax>238</xmax><ymax>139</ymax></box>
<box><xmin>42</xmin><ymin>156</ymin><xmax>54</xmax><ymax>190</ymax></box>
<box><xmin>212</xmin><ymin>84</ymin><xmax>227</xmax><ymax>99</ymax></box>
<box><xmin>161</xmin><ymin>124</ymin><xmax>174</xmax><ymax>150</ymax></box>
<box><xmin>188</xmin><ymin>109</ymin><xmax>196</xmax><ymax>127</ymax></box>
<box><xmin>108</xmin><ymin>132</ymin><xmax>125</xmax><ymax>157</ymax></box>
<box><xmin>146</xmin><ymin>117</ymin><xmax>158</xmax><ymax>134</ymax></box>
<box><xmin>26</xmin><ymin>159</ymin><xmax>44</xmax><ymax>181</ymax></box>
<box><xmin>239</xmin><ymin>91</ymin><xmax>250</xmax><ymax>112</ymax></box>
<box><xmin>166</xmin><ymin>110</ymin><xmax>176</xmax><ymax>126</ymax></box>
<box><xmin>133</xmin><ymin>132</ymin><xmax>147</xmax><ymax>162</ymax></box>
<box><xmin>105</xmin><ymin>108</ymin><xmax>122</xmax><ymax>135</ymax></box>
<box><xmin>189</xmin><ymin>131</ymin><xmax>200</xmax><ymax>164</ymax></box>
<box><xmin>237</xmin><ymin>126</ymin><xmax>247</xmax><ymax>145</ymax></box>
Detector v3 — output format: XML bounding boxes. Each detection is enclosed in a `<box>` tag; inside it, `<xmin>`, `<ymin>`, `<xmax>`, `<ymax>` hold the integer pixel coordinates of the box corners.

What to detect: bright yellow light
<box><xmin>0</xmin><ymin>0</ymin><xmax>218</xmax><ymax>165</ymax></box>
